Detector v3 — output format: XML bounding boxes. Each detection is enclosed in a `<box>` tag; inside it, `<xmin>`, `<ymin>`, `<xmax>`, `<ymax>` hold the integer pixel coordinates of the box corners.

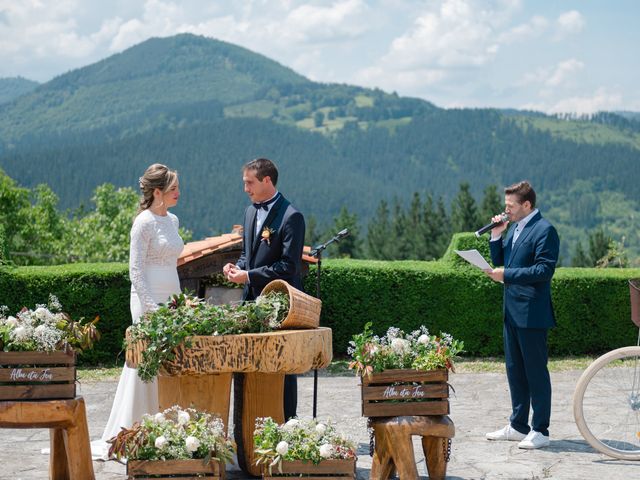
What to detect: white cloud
<box><xmin>517</xmin><ymin>58</ymin><xmax>584</xmax><ymax>90</ymax></box>
<box><xmin>498</xmin><ymin>15</ymin><xmax>548</xmax><ymax>44</ymax></box>
<box><xmin>545</xmin><ymin>58</ymin><xmax>584</xmax><ymax>87</ymax></box>
<box><xmin>555</xmin><ymin>10</ymin><xmax>585</xmax><ymax>39</ymax></box>
<box><xmin>281</xmin><ymin>0</ymin><xmax>370</xmax><ymax>43</ymax></box>
<box><xmin>353</xmin><ymin>0</ymin><xmax>525</xmax><ymax>94</ymax></box>
<box><xmin>521</xmin><ymin>87</ymin><xmax>624</xmax><ymax>115</ymax></box>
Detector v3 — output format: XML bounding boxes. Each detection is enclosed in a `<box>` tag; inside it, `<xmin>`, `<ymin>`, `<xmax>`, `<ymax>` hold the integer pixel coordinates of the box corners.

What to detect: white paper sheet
<box><xmin>454</xmin><ymin>249</ymin><xmax>492</xmax><ymax>270</ymax></box>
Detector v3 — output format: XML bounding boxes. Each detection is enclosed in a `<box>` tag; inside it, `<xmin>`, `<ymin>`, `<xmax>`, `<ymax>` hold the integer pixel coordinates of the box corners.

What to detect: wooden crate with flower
<box><xmin>254</xmin><ymin>417</ymin><xmax>356</xmax><ymax>479</ymax></box>
<box><xmin>109</xmin><ymin>405</ymin><xmax>234</xmax><ymax>480</ymax></box>
<box><xmin>0</xmin><ymin>295</ymin><xmax>99</xmax><ymax>401</ymax></box>
<box><xmin>349</xmin><ymin>323</ymin><xmax>463</xmax><ymax>418</ymax></box>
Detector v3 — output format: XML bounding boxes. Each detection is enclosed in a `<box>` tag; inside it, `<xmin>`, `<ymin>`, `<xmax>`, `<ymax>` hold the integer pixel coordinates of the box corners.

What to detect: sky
<box><xmin>0</xmin><ymin>0</ymin><xmax>638</xmax><ymax>114</ymax></box>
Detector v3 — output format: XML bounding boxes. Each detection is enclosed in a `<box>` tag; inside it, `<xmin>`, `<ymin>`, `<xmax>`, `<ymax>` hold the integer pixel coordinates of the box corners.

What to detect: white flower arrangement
<box><xmin>254</xmin><ymin>417</ymin><xmax>356</xmax><ymax>471</ymax></box>
<box><xmin>0</xmin><ymin>294</ymin><xmax>99</xmax><ymax>353</ymax></box>
<box><xmin>108</xmin><ymin>405</ymin><xmax>235</xmax><ymax>463</ymax></box>
<box><xmin>348</xmin><ymin>322</ymin><xmax>464</xmax><ymax>376</ymax></box>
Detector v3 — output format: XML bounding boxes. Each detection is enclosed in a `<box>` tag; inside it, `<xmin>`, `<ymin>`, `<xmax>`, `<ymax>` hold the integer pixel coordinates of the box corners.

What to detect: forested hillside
<box><xmin>0</xmin><ymin>77</ymin><xmax>39</xmax><ymax>104</ymax></box>
<box><xmin>0</xmin><ymin>34</ymin><xmax>638</xmax><ymax>264</ymax></box>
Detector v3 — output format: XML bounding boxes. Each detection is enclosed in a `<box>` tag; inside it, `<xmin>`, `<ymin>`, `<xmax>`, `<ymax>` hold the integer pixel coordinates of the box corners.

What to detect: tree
<box><xmin>314</xmin><ymin>111</ymin><xmax>324</xmax><ymax>127</ymax></box>
<box><xmin>450</xmin><ymin>182</ymin><xmax>480</xmax><ymax>233</ymax></box>
<box><xmin>405</xmin><ymin>192</ymin><xmax>426</xmax><ymax>259</ymax></box>
<box><xmin>367</xmin><ymin>200</ymin><xmax>393</xmax><ymax>260</ymax></box>
<box><xmin>480</xmin><ymin>184</ymin><xmax>503</xmax><ymax>224</ymax></box>
<box><xmin>588</xmin><ymin>228</ymin><xmax>612</xmax><ymax>267</ymax></box>
<box><xmin>16</xmin><ymin>184</ymin><xmax>67</xmax><ymax>264</ymax></box>
<box><xmin>0</xmin><ymin>168</ymin><xmax>30</xmax><ymax>260</ymax></box>
<box><xmin>305</xmin><ymin>214</ymin><xmax>322</xmax><ymax>248</ymax></box>
<box><xmin>422</xmin><ymin>195</ymin><xmax>450</xmax><ymax>260</ymax></box>
<box><xmin>571</xmin><ymin>241</ymin><xmax>590</xmax><ymax>267</ymax></box>
<box><xmin>328</xmin><ymin>206</ymin><xmax>360</xmax><ymax>258</ymax></box>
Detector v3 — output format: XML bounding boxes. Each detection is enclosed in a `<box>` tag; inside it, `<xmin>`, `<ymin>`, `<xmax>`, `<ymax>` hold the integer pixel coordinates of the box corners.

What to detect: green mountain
<box><xmin>0</xmin><ymin>34</ymin><xmax>309</xmax><ymax>139</ymax></box>
<box><xmin>0</xmin><ymin>77</ymin><xmax>39</xmax><ymax>104</ymax></box>
<box><xmin>0</xmin><ymin>34</ymin><xmax>639</xmax><ymax>264</ymax></box>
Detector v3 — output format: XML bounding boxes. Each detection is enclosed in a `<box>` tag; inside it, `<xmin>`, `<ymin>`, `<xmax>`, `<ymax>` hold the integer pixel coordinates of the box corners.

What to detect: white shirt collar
<box><xmin>516</xmin><ymin>208</ymin><xmax>539</xmax><ymax>231</ymax></box>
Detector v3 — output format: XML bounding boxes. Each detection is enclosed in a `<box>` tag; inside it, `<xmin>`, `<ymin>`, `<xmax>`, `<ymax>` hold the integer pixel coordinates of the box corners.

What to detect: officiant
<box><xmin>223</xmin><ymin>157</ymin><xmax>306</xmax><ymax>422</ymax></box>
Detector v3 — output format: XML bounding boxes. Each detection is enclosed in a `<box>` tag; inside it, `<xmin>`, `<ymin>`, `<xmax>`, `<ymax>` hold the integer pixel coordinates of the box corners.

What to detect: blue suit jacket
<box><xmin>489</xmin><ymin>211</ymin><xmax>559</xmax><ymax>329</ymax></box>
<box><xmin>236</xmin><ymin>195</ymin><xmax>305</xmax><ymax>301</ymax></box>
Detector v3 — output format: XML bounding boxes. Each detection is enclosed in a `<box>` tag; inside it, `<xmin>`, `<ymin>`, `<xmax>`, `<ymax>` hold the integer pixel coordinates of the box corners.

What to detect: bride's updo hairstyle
<box><xmin>137</xmin><ymin>163</ymin><xmax>178</xmax><ymax>214</ymax></box>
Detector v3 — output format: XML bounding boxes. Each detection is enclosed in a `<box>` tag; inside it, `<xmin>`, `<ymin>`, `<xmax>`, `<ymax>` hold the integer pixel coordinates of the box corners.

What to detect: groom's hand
<box><xmin>223</xmin><ymin>263</ymin><xmax>235</xmax><ymax>278</ymax></box>
<box><xmin>227</xmin><ymin>267</ymin><xmax>249</xmax><ymax>284</ymax></box>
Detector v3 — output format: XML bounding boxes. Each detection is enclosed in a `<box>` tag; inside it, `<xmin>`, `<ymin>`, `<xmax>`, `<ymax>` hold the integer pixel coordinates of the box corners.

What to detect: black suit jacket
<box><xmin>489</xmin><ymin>211</ymin><xmax>559</xmax><ymax>329</ymax></box>
<box><xmin>236</xmin><ymin>195</ymin><xmax>305</xmax><ymax>300</ymax></box>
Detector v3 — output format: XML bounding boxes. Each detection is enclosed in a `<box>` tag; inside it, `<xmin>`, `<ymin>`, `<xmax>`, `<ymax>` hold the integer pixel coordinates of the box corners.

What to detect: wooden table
<box><xmin>0</xmin><ymin>397</ymin><xmax>94</xmax><ymax>480</ymax></box>
<box><xmin>127</xmin><ymin>327</ymin><xmax>333</xmax><ymax>476</ymax></box>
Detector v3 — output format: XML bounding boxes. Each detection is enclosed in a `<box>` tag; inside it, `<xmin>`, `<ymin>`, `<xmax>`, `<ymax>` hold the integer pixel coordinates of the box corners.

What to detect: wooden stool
<box><xmin>370</xmin><ymin>415</ymin><xmax>454</xmax><ymax>480</ymax></box>
<box><xmin>0</xmin><ymin>396</ymin><xmax>95</xmax><ymax>480</ymax></box>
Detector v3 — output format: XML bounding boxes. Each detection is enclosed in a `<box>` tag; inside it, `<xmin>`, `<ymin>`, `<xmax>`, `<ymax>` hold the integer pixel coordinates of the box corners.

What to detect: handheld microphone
<box><xmin>336</xmin><ymin>228</ymin><xmax>349</xmax><ymax>239</ymax></box>
<box><xmin>474</xmin><ymin>213</ymin><xmax>509</xmax><ymax>238</ymax></box>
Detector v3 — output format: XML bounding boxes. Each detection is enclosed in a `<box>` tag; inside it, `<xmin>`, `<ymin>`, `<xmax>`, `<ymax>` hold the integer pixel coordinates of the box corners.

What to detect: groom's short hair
<box><xmin>244</xmin><ymin>158</ymin><xmax>279</xmax><ymax>186</ymax></box>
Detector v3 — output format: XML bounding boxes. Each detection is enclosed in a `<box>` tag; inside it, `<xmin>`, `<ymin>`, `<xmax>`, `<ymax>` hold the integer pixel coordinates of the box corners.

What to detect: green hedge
<box><xmin>306</xmin><ymin>233</ymin><xmax>640</xmax><ymax>356</ymax></box>
<box><xmin>1</xmin><ymin>233</ymin><xmax>639</xmax><ymax>364</ymax></box>
<box><xmin>0</xmin><ymin>263</ymin><xmax>130</xmax><ymax>365</ymax></box>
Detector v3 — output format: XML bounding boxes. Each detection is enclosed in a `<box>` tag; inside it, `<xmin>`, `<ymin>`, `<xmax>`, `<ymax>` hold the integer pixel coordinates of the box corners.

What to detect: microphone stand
<box><xmin>308</xmin><ymin>229</ymin><xmax>349</xmax><ymax>418</ymax></box>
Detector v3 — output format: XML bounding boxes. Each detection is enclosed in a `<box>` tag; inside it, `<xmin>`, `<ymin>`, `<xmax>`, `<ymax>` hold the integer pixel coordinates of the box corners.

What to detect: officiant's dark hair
<box><xmin>137</xmin><ymin>163</ymin><xmax>178</xmax><ymax>214</ymax></box>
<box><xmin>505</xmin><ymin>180</ymin><xmax>536</xmax><ymax>208</ymax></box>
<box><xmin>243</xmin><ymin>158</ymin><xmax>278</xmax><ymax>186</ymax></box>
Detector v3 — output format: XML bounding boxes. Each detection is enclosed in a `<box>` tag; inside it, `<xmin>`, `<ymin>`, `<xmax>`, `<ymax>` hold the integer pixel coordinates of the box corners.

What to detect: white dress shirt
<box><xmin>255</xmin><ymin>191</ymin><xmax>280</xmax><ymax>235</ymax></box>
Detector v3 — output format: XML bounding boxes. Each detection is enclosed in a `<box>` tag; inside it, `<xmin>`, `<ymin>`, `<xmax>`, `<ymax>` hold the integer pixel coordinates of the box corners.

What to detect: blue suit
<box><xmin>490</xmin><ymin>211</ymin><xmax>559</xmax><ymax>437</ymax></box>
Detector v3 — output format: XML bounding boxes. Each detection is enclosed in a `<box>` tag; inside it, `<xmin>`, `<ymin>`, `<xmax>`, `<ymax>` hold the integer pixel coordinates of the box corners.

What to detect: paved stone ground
<box><xmin>1</xmin><ymin>369</ymin><xmax>639</xmax><ymax>479</ymax></box>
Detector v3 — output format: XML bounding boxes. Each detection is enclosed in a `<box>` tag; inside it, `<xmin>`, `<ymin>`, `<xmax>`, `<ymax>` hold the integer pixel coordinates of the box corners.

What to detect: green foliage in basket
<box><xmin>108</xmin><ymin>406</ymin><xmax>234</xmax><ymax>464</ymax></box>
<box><xmin>0</xmin><ymin>293</ymin><xmax>99</xmax><ymax>353</ymax></box>
<box><xmin>348</xmin><ymin>321</ymin><xmax>464</xmax><ymax>376</ymax></box>
<box><xmin>254</xmin><ymin>417</ymin><xmax>356</xmax><ymax>472</ymax></box>
<box><xmin>129</xmin><ymin>291</ymin><xmax>289</xmax><ymax>382</ymax></box>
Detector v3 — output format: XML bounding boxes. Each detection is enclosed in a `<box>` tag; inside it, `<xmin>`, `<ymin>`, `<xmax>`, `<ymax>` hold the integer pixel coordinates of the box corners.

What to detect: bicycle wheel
<box><xmin>573</xmin><ymin>346</ymin><xmax>640</xmax><ymax>460</ymax></box>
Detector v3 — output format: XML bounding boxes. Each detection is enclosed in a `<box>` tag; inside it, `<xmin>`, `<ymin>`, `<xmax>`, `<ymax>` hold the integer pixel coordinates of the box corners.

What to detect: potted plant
<box><xmin>0</xmin><ymin>294</ymin><xmax>100</xmax><ymax>400</ymax></box>
<box><xmin>349</xmin><ymin>322</ymin><xmax>464</xmax><ymax>417</ymax></box>
<box><xmin>254</xmin><ymin>417</ymin><xmax>357</xmax><ymax>479</ymax></box>
<box><xmin>108</xmin><ymin>405</ymin><xmax>235</xmax><ymax>479</ymax></box>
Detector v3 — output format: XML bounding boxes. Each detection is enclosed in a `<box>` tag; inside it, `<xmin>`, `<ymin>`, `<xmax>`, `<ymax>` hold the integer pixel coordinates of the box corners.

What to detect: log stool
<box><xmin>370</xmin><ymin>415</ymin><xmax>454</xmax><ymax>480</ymax></box>
<box><xmin>0</xmin><ymin>396</ymin><xmax>95</xmax><ymax>480</ymax></box>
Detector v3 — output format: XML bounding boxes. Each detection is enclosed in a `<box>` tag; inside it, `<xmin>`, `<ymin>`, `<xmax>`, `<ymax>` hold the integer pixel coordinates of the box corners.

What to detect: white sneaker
<box><xmin>518</xmin><ymin>430</ymin><xmax>550</xmax><ymax>449</ymax></box>
<box><xmin>486</xmin><ymin>425</ymin><xmax>527</xmax><ymax>441</ymax></box>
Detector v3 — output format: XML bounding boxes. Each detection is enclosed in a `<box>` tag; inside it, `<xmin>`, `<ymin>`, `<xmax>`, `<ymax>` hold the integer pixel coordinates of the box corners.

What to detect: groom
<box><xmin>223</xmin><ymin>157</ymin><xmax>306</xmax><ymax>418</ymax></box>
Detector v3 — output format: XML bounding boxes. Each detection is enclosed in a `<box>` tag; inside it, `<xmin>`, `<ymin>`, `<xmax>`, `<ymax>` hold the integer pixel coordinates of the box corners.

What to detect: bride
<box><xmin>92</xmin><ymin>163</ymin><xmax>183</xmax><ymax>459</ymax></box>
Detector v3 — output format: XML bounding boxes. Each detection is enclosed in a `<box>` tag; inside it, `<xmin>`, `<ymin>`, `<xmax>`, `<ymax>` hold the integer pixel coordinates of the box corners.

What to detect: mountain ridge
<box><xmin>0</xmin><ymin>34</ymin><xmax>639</xmax><ymax>263</ymax></box>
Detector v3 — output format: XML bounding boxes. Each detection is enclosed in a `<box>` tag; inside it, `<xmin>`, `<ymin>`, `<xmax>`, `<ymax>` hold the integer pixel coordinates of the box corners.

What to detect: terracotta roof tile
<box><xmin>178</xmin><ymin>228</ymin><xmax>318</xmax><ymax>266</ymax></box>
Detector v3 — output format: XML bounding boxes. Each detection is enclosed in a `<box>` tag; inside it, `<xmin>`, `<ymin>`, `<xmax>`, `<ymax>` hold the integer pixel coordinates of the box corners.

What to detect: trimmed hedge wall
<box><xmin>306</xmin><ymin>233</ymin><xmax>640</xmax><ymax>356</ymax></box>
<box><xmin>0</xmin><ymin>263</ymin><xmax>130</xmax><ymax>365</ymax></box>
<box><xmin>1</xmin><ymin>233</ymin><xmax>638</xmax><ymax>364</ymax></box>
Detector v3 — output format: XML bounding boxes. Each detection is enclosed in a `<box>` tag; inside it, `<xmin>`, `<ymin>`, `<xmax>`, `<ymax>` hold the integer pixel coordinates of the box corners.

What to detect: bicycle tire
<box><xmin>573</xmin><ymin>346</ymin><xmax>640</xmax><ymax>460</ymax></box>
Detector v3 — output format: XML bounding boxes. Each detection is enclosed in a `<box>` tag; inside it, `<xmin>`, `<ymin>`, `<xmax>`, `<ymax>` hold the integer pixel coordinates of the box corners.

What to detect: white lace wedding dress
<box><xmin>91</xmin><ymin>209</ymin><xmax>184</xmax><ymax>460</ymax></box>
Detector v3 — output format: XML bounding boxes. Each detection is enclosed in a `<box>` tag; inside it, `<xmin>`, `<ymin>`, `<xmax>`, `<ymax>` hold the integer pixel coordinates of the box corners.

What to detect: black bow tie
<box><xmin>253</xmin><ymin>194</ymin><xmax>280</xmax><ymax>211</ymax></box>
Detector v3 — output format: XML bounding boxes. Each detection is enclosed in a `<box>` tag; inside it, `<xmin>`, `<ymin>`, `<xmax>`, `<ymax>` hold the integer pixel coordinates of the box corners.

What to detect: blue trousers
<box><xmin>503</xmin><ymin>320</ymin><xmax>552</xmax><ymax>436</ymax></box>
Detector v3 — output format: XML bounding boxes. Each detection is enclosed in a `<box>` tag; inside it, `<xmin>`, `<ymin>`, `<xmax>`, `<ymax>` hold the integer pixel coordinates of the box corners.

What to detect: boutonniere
<box><xmin>261</xmin><ymin>227</ymin><xmax>275</xmax><ymax>246</ymax></box>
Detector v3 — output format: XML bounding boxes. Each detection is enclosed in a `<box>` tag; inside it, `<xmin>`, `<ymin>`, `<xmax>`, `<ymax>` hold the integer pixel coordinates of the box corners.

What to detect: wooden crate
<box><xmin>127</xmin><ymin>459</ymin><xmax>224</xmax><ymax>479</ymax></box>
<box><xmin>0</xmin><ymin>350</ymin><xmax>76</xmax><ymax>401</ymax></box>
<box><xmin>361</xmin><ymin>368</ymin><xmax>449</xmax><ymax>417</ymax></box>
<box><xmin>263</xmin><ymin>459</ymin><xmax>356</xmax><ymax>479</ymax></box>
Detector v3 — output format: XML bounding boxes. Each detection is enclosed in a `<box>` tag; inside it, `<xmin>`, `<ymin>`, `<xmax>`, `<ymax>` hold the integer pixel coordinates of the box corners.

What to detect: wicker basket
<box><xmin>261</xmin><ymin>280</ymin><xmax>322</xmax><ymax>329</ymax></box>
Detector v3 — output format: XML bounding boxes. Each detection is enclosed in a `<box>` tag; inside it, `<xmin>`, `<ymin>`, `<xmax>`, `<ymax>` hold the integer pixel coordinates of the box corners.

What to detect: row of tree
<box><xmin>0</xmin><ymin>167</ymin><xmax>630</xmax><ymax>267</ymax></box>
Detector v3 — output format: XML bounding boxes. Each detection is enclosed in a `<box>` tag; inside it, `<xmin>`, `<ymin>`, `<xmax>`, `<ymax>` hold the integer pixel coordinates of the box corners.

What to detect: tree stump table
<box><xmin>370</xmin><ymin>415</ymin><xmax>454</xmax><ymax>480</ymax></box>
<box><xmin>126</xmin><ymin>327</ymin><xmax>332</xmax><ymax>477</ymax></box>
<box><xmin>0</xmin><ymin>396</ymin><xmax>94</xmax><ymax>480</ymax></box>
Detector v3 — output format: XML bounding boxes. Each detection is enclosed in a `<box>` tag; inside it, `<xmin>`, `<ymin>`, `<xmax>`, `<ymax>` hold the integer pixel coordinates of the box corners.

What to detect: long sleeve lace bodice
<box><xmin>129</xmin><ymin>209</ymin><xmax>184</xmax><ymax>312</ymax></box>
